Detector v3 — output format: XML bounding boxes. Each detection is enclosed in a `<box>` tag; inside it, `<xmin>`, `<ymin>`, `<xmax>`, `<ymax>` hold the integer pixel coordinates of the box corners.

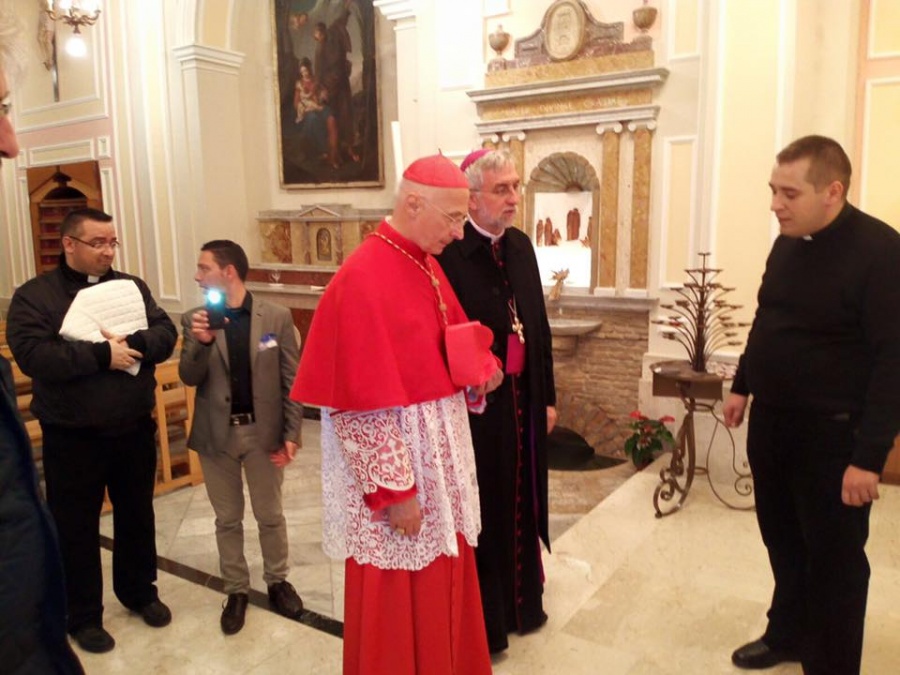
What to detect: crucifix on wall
<box><xmin>37</xmin><ymin>4</ymin><xmax>60</xmax><ymax>101</ymax></box>
<box><xmin>37</xmin><ymin>0</ymin><xmax>102</xmax><ymax>103</ymax></box>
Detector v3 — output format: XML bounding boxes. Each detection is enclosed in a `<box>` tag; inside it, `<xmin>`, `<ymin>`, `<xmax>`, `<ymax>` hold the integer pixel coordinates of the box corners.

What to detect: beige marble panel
<box><xmin>630</xmin><ymin>127</ymin><xmax>652</xmax><ymax>289</ymax></box>
<box><xmin>480</xmin><ymin>90</ymin><xmax>652</xmax><ymax>121</ymax></box>
<box><xmin>291</xmin><ymin>221</ymin><xmax>310</xmax><ymax>266</ymax></box>
<box><xmin>599</xmin><ymin>130</ymin><xmax>621</xmax><ymax>288</ymax></box>
<box><xmin>486</xmin><ymin>52</ymin><xmax>655</xmax><ymax>87</ymax></box>
<box><xmin>259</xmin><ymin>220</ymin><xmax>291</xmax><ymax>263</ymax></box>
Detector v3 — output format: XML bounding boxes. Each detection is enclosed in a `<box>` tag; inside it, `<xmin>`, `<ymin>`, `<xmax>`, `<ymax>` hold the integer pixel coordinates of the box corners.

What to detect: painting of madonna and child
<box><xmin>273</xmin><ymin>0</ymin><xmax>383</xmax><ymax>187</ymax></box>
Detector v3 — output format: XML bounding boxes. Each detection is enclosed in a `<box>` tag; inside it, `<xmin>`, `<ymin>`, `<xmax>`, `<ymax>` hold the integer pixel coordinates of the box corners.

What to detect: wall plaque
<box><xmin>543</xmin><ymin>0</ymin><xmax>586</xmax><ymax>61</ymax></box>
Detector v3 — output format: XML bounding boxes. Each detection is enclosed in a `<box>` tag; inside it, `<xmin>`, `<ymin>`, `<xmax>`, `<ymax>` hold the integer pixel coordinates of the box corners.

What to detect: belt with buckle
<box><xmin>229</xmin><ymin>412</ymin><xmax>255</xmax><ymax>426</ymax></box>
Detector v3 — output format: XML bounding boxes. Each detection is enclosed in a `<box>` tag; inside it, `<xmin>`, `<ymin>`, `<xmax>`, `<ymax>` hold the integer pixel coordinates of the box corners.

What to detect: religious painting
<box><xmin>272</xmin><ymin>0</ymin><xmax>383</xmax><ymax>188</ymax></box>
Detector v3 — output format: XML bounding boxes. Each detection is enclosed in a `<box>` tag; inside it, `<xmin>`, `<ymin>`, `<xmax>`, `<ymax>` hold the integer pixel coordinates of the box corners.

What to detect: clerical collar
<box><xmin>803</xmin><ymin>202</ymin><xmax>851</xmax><ymax>242</ymax></box>
<box><xmin>468</xmin><ymin>217</ymin><xmax>503</xmax><ymax>244</ymax></box>
<box><xmin>59</xmin><ymin>254</ymin><xmax>113</xmax><ymax>285</ymax></box>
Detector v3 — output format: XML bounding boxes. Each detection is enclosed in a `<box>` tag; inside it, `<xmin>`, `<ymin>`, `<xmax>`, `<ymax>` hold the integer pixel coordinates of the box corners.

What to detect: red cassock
<box><xmin>291</xmin><ymin>222</ymin><xmax>491</xmax><ymax>675</ymax></box>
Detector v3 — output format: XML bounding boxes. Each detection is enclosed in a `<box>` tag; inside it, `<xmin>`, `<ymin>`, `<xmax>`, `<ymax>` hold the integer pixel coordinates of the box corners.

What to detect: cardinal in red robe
<box><xmin>292</xmin><ymin>154</ymin><xmax>501</xmax><ymax>675</ymax></box>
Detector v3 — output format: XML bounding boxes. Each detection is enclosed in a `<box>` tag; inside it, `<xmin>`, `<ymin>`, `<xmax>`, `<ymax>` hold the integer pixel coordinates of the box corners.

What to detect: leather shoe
<box><xmin>135</xmin><ymin>599</ymin><xmax>172</xmax><ymax>627</ymax></box>
<box><xmin>221</xmin><ymin>593</ymin><xmax>249</xmax><ymax>635</ymax></box>
<box><xmin>732</xmin><ymin>638</ymin><xmax>800</xmax><ymax>669</ymax></box>
<box><xmin>268</xmin><ymin>580</ymin><xmax>303</xmax><ymax>619</ymax></box>
<box><xmin>70</xmin><ymin>625</ymin><xmax>116</xmax><ymax>653</ymax></box>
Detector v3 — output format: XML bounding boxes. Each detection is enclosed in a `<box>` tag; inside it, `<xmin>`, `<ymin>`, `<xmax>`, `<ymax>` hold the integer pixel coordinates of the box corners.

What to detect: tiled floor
<box><xmin>85</xmin><ymin>421</ymin><xmax>900</xmax><ymax>674</ymax></box>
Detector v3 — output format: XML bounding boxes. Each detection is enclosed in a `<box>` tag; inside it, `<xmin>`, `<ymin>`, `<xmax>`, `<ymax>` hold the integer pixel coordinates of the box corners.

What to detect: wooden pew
<box><xmin>152</xmin><ymin>359</ymin><xmax>203</xmax><ymax>495</ymax></box>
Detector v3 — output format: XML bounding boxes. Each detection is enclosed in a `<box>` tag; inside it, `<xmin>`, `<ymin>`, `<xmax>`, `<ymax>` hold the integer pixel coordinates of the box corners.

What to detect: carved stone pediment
<box><xmin>491</xmin><ymin>0</ymin><xmax>652</xmax><ymax>76</ymax></box>
<box><xmin>472</xmin><ymin>1</ymin><xmax>666</xmax><ymax>136</ymax></box>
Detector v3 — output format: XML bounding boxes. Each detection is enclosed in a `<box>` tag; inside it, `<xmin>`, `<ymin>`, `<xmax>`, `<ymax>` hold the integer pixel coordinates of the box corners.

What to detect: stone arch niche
<box><xmin>526</xmin><ymin>152</ymin><xmax>600</xmax><ymax>289</ymax></box>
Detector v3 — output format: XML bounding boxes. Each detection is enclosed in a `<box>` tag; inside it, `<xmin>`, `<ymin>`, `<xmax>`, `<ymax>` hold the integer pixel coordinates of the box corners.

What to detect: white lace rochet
<box><xmin>321</xmin><ymin>392</ymin><xmax>481</xmax><ymax>571</ymax></box>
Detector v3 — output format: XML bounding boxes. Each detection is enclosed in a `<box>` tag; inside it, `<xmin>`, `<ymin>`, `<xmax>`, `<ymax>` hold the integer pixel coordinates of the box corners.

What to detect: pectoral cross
<box><xmin>511</xmin><ymin>316</ymin><xmax>525</xmax><ymax>344</ymax></box>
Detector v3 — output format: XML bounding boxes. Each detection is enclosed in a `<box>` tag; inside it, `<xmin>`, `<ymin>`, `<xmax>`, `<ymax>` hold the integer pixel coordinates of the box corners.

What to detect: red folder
<box><xmin>445</xmin><ymin>321</ymin><xmax>498</xmax><ymax>388</ymax></box>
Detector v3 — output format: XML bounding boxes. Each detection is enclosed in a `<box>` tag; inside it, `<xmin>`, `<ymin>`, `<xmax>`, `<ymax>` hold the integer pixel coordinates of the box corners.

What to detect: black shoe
<box><xmin>732</xmin><ymin>638</ymin><xmax>800</xmax><ymax>669</ymax></box>
<box><xmin>221</xmin><ymin>593</ymin><xmax>249</xmax><ymax>635</ymax></box>
<box><xmin>70</xmin><ymin>625</ymin><xmax>116</xmax><ymax>654</ymax></box>
<box><xmin>135</xmin><ymin>599</ymin><xmax>172</xmax><ymax>627</ymax></box>
<box><xmin>268</xmin><ymin>580</ymin><xmax>304</xmax><ymax>619</ymax></box>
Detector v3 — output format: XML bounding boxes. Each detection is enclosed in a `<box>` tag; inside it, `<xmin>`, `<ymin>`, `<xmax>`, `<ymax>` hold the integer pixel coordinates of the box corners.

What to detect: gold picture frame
<box><xmin>272</xmin><ymin>0</ymin><xmax>383</xmax><ymax>188</ymax></box>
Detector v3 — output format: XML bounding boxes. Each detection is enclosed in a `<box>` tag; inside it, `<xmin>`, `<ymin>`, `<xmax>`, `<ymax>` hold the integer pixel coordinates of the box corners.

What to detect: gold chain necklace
<box><xmin>370</xmin><ymin>231</ymin><xmax>448</xmax><ymax>327</ymax></box>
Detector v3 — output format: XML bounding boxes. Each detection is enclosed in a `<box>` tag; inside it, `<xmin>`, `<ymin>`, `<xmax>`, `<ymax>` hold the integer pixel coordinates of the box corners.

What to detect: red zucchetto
<box><xmin>459</xmin><ymin>148</ymin><xmax>491</xmax><ymax>173</ymax></box>
<box><xmin>402</xmin><ymin>154</ymin><xmax>468</xmax><ymax>189</ymax></box>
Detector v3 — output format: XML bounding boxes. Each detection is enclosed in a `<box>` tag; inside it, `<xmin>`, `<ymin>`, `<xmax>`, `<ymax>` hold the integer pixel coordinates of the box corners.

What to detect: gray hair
<box><xmin>464</xmin><ymin>149</ymin><xmax>516</xmax><ymax>191</ymax></box>
<box><xmin>0</xmin><ymin>1</ymin><xmax>25</xmax><ymax>86</ymax></box>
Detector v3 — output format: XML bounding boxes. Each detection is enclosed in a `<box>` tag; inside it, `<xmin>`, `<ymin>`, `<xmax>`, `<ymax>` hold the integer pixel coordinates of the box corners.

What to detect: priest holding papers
<box><xmin>291</xmin><ymin>154</ymin><xmax>501</xmax><ymax>675</ymax></box>
<box><xmin>7</xmin><ymin>208</ymin><xmax>177</xmax><ymax>655</ymax></box>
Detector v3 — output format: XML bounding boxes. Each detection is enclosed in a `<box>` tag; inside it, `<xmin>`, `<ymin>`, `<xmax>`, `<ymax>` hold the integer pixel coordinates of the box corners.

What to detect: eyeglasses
<box><xmin>418</xmin><ymin>195</ymin><xmax>467</xmax><ymax>226</ymax></box>
<box><xmin>0</xmin><ymin>96</ymin><xmax>11</xmax><ymax>119</ymax></box>
<box><xmin>66</xmin><ymin>235</ymin><xmax>120</xmax><ymax>251</ymax></box>
<box><xmin>472</xmin><ymin>182</ymin><xmax>522</xmax><ymax>198</ymax></box>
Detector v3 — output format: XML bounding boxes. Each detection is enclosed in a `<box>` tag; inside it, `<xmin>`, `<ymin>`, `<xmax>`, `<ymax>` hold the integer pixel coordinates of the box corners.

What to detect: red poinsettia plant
<box><xmin>624</xmin><ymin>410</ymin><xmax>676</xmax><ymax>467</ymax></box>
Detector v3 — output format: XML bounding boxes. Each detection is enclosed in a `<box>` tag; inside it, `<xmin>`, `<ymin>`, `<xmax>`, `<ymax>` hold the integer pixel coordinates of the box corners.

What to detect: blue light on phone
<box><xmin>207</xmin><ymin>289</ymin><xmax>223</xmax><ymax>304</ymax></box>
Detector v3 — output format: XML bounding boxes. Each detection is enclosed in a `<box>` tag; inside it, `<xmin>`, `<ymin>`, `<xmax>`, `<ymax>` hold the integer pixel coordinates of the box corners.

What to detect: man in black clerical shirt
<box><xmin>437</xmin><ymin>148</ymin><xmax>557</xmax><ymax>654</ymax></box>
<box><xmin>179</xmin><ymin>240</ymin><xmax>304</xmax><ymax>635</ymax></box>
<box><xmin>725</xmin><ymin>136</ymin><xmax>900</xmax><ymax>674</ymax></box>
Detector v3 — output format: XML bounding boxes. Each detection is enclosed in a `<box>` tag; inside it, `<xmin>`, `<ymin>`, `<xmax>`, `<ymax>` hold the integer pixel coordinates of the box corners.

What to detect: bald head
<box><xmin>390</xmin><ymin>178</ymin><xmax>468</xmax><ymax>255</ymax></box>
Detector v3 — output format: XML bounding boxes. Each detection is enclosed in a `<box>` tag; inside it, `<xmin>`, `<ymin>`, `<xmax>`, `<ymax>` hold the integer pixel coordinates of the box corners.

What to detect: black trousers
<box><xmin>41</xmin><ymin>418</ymin><xmax>160</xmax><ymax>632</ymax></box>
<box><xmin>747</xmin><ymin>402</ymin><xmax>871</xmax><ymax>675</ymax></box>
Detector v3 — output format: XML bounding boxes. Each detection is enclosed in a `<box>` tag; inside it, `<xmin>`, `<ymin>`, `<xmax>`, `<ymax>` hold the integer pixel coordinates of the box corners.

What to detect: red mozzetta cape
<box><xmin>291</xmin><ymin>221</ymin><xmax>471</xmax><ymax>411</ymax></box>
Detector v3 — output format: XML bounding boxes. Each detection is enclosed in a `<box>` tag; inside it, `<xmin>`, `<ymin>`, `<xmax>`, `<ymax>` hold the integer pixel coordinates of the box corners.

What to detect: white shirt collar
<box><xmin>468</xmin><ymin>216</ymin><xmax>503</xmax><ymax>244</ymax></box>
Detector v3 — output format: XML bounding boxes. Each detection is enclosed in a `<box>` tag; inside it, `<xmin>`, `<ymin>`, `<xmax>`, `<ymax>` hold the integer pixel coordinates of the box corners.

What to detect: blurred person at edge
<box><xmin>0</xmin><ymin>3</ymin><xmax>83</xmax><ymax>672</ymax></box>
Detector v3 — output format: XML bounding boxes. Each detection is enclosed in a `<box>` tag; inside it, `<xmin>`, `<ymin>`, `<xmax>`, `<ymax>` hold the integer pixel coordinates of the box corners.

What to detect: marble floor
<box><xmin>84</xmin><ymin>421</ymin><xmax>900</xmax><ymax>674</ymax></box>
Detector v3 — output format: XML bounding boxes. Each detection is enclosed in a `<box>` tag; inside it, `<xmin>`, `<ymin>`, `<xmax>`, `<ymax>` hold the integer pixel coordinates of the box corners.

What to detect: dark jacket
<box><xmin>0</xmin><ymin>355</ymin><xmax>83</xmax><ymax>674</ymax></box>
<box><xmin>732</xmin><ymin>203</ymin><xmax>900</xmax><ymax>472</ymax></box>
<box><xmin>6</xmin><ymin>257</ymin><xmax>177</xmax><ymax>430</ymax></box>
<box><xmin>437</xmin><ymin>223</ymin><xmax>556</xmax><ymax>546</ymax></box>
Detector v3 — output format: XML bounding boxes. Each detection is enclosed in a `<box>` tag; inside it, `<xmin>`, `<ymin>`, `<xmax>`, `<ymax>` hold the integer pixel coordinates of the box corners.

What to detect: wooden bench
<box><xmin>151</xmin><ymin>359</ymin><xmax>204</xmax><ymax>495</ymax></box>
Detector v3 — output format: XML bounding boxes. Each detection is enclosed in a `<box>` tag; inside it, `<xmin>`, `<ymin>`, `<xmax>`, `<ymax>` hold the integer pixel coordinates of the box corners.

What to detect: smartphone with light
<box><xmin>205</xmin><ymin>289</ymin><xmax>226</xmax><ymax>330</ymax></box>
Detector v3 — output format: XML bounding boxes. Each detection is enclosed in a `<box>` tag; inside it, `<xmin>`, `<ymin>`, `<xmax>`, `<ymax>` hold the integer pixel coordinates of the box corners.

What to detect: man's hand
<box><xmin>723</xmin><ymin>393</ymin><xmax>749</xmax><ymax>428</ymax></box>
<box><xmin>386</xmin><ymin>496</ymin><xmax>421</xmax><ymax>537</ymax></box>
<box><xmin>102</xmin><ymin>329</ymin><xmax>143</xmax><ymax>371</ymax></box>
<box><xmin>190</xmin><ymin>310</ymin><xmax>216</xmax><ymax>345</ymax></box>
<box><xmin>270</xmin><ymin>441</ymin><xmax>298</xmax><ymax>468</ymax></box>
<box><xmin>470</xmin><ymin>363</ymin><xmax>504</xmax><ymax>399</ymax></box>
<box><xmin>547</xmin><ymin>406</ymin><xmax>558</xmax><ymax>434</ymax></box>
<box><xmin>484</xmin><ymin>365</ymin><xmax>504</xmax><ymax>394</ymax></box>
<box><xmin>841</xmin><ymin>465</ymin><xmax>880</xmax><ymax>507</ymax></box>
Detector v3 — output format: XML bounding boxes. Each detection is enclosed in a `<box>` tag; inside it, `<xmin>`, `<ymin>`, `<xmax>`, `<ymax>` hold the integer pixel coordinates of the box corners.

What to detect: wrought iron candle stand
<box><xmin>650</xmin><ymin>254</ymin><xmax>753</xmax><ymax>517</ymax></box>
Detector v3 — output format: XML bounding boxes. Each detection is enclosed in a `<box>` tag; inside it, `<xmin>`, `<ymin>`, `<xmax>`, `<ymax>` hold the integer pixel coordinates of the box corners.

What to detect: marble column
<box><xmin>628</xmin><ymin>121</ymin><xmax>655</xmax><ymax>291</ymax></box>
<box><xmin>598</xmin><ymin>123</ymin><xmax>623</xmax><ymax>292</ymax></box>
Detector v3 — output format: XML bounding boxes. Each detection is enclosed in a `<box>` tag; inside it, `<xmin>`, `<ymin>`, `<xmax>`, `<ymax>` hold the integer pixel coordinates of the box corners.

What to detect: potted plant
<box><xmin>624</xmin><ymin>410</ymin><xmax>676</xmax><ymax>469</ymax></box>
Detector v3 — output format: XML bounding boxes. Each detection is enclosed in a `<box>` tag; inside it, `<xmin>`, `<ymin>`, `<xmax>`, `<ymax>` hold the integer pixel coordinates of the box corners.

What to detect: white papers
<box><xmin>59</xmin><ymin>279</ymin><xmax>148</xmax><ymax>376</ymax></box>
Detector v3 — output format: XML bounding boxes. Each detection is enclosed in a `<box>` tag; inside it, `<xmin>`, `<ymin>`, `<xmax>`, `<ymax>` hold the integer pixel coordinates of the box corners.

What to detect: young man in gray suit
<box><xmin>179</xmin><ymin>240</ymin><xmax>304</xmax><ymax>635</ymax></box>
